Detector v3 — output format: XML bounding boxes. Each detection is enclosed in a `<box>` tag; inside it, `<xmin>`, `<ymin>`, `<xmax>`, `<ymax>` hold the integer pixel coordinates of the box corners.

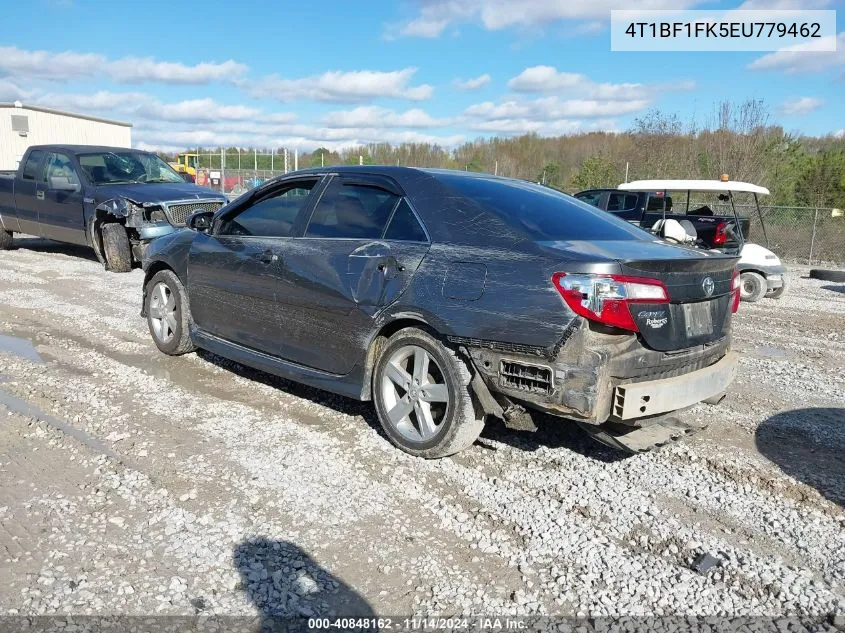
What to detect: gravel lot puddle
<box><xmin>0</xmin><ymin>333</ymin><xmax>42</xmax><ymax>363</ymax></box>
<box><xmin>0</xmin><ymin>387</ymin><xmax>135</xmax><ymax>469</ymax></box>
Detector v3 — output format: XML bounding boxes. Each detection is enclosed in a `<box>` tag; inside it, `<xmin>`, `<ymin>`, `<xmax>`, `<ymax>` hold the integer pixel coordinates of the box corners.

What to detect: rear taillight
<box><xmin>731</xmin><ymin>268</ymin><xmax>741</xmax><ymax>313</ymax></box>
<box><xmin>713</xmin><ymin>222</ymin><xmax>728</xmax><ymax>246</ymax></box>
<box><xmin>552</xmin><ymin>273</ymin><xmax>669</xmax><ymax>332</ymax></box>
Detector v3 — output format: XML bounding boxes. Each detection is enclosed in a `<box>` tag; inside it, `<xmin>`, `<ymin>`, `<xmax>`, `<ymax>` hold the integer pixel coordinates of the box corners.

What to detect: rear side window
<box><xmin>438</xmin><ymin>175</ymin><xmax>650</xmax><ymax>242</ymax></box>
<box><xmin>219</xmin><ymin>180</ymin><xmax>317</xmax><ymax>237</ymax></box>
<box><xmin>22</xmin><ymin>150</ymin><xmax>44</xmax><ymax>181</ymax></box>
<box><xmin>306</xmin><ymin>182</ymin><xmax>398</xmax><ymax>239</ymax></box>
<box><xmin>384</xmin><ymin>200</ymin><xmax>427</xmax><ymax>242</ymax></box>
<box><xmin>607</xmin><ymin>193</ymin><xmax>638</xmax><ymax>212</ymax></box>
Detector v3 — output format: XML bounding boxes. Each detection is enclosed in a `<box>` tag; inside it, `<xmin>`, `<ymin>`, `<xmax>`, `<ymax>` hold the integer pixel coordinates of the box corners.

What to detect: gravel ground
<box><xmin>0</xmin><ymin>236</ymin><xmax>843</xmax><ymax>622</ymax></box>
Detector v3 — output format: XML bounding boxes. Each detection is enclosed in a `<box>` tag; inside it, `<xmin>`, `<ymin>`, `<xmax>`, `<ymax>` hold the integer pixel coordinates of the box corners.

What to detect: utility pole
<box><xmin>283</xmin><ymin>148</ymin><xmax>288</xmax><ymax>174</ymax></box>
<box><xmin>359</xmin><ymin>154</ymin><xmax>363</xmax><ymax>166</ymax></box>
<box><xmin>294</xmin><ymin>149</ymin><xmax>298</xmax><ymax>171</ymax></box>
<box><xmin>220</xmin><ymin>148</ymin><xmax>225</xmax><ymax>194</ymax></box>
<box><xmin>321</xmin><ymin>150</ymin><xmax>324</xmax><ymax>168</ymax></box>
<box><xmin>271</xmin><ymin>148</ymin><xmax>274</xmax><ymax>172</ymax></box>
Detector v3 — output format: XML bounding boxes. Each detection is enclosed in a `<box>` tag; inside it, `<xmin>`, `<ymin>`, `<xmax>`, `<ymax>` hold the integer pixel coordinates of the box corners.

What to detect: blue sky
<box><xmin>0</xmin><ymin>0</ymin><xmax>842</xmax><ymax>152</ymax></box>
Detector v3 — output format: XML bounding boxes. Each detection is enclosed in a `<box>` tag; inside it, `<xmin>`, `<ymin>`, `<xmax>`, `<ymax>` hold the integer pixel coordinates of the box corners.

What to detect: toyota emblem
<box><xmin>702</xmin><ymin>277</ymin><xmax>715</xmax><ymax>297</ymax></box>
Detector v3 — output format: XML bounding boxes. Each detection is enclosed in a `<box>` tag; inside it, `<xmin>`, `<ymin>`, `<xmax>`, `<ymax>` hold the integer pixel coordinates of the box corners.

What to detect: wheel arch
<box><xmin>140</xmin><ymin>260</ymin><xmax>179</xmax><ymax>317</ymax></box>
<box><xmin>360</xmin><ymin>315</ymin><xmax>443</xmax><ymax>401</ymax></box>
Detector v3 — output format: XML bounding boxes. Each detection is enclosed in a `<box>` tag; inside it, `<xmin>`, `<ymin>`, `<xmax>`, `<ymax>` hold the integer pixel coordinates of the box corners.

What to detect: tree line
<box><xmin>161</xmin><ymin>100</ymin><xmax>845</xmax><ymax>209</ymax></box>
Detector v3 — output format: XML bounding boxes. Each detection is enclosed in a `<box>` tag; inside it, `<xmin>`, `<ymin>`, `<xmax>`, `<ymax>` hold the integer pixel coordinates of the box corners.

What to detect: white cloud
<box><xmin>389</xmin><ymin>0</ymin><xmax>704</xmax><ymax>38</ymax></box>
<box><xmin>506</xmin><ymin>65</ymin><xmax>694</xmax><ymax>100</ymax></box>
<box><xmin>748</xmin><ymin>32</ymin><xmax>845</xmax><ymax>74</ymax></box>
<box><xmin>834</xmin><ymin>129</ymin><xmax>845</xmax><ymax>139</ymax></box>
<box><xmin>465</xmin><ymin>96</ymin><xmax>649</xmax><ymax>121</ymax></box>
<box><xmin>0</xmin><ymin>78</ymin><xmax>31</xmax><ymax>101</ymax></box>
<box><xmin>321</xmin><ymin>106</ymin><xmax>445</xmax><ymax>128</ymax></box>
<box><xmin>37</xmin><ymin>91</ymin><xmax>268</xmax><ymax>123</ymax></box>
<box><xmin>781</xmin><ymin>96</ymin><xmax>824</xmax><ymax>116</ymax></box>
<box><xmin>0</xmin><ymin>46</ymin><xmax>246</xmax><ymax>84</ymax></box>
<box><xmin>131</xmin><ymin>121</ymin><xmax>465</xmax><ymax>152</ymax></box>
<box><xmin>243</xmin><ymin>68</ymin><xmax>433</xmax><ymax>103</ymax></box>
<box><xmin>452</xmin><ymin>74</ymin><xmax>492</xmax><ymax>90</ymax></box>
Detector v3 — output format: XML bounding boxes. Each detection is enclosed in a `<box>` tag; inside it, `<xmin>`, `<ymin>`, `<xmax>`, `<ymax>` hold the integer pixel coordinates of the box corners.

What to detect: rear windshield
<box><xmin>437</xmin><ymin>175</ymin><xmax>651</xmax><ymax>242</ymax></box>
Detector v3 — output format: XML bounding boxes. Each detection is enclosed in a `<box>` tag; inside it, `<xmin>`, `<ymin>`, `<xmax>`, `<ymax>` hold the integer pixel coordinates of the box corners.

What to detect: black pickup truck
<box><xmin>0</xmin><ymin>145</ymin><xmax>227</xmax><ymax>271</ymax></box>
<box><xmin>574</xmin><ymin>188</ymin><xmax>751</xmax><ymax>249</ymax></box>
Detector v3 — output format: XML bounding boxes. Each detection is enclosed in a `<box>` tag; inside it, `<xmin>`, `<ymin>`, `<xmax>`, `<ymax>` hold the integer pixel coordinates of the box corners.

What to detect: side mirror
<box><xmin>50</xmin><ymin>176</ymin><xmax>80</xmax><ymax>192</ymax></box>
<box><xmin>187</xmin><ymin>211</ymin><xmax>213</xmax><ymax>233</ymax></box>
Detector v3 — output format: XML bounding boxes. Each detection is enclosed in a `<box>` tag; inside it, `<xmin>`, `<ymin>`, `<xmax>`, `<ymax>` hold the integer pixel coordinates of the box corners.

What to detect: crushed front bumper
<box><xmin>465</xmin><ymin>321</ymin><xmax>735</xmax><ymax>426</ymax></box>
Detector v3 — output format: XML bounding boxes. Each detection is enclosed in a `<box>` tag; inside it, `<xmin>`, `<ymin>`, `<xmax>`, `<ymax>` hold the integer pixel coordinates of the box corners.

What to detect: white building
<box><xmin>0</xmin><ymin>102</ymin><xmax>132</xmax><ymax>170</ymax></box>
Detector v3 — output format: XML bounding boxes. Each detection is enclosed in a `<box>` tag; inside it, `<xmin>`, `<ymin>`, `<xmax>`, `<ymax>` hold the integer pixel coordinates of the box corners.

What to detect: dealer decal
<box><xmin>640</xmin><ymin>310</ymin><xmax>669</xmax><ymax>329</ymax></box>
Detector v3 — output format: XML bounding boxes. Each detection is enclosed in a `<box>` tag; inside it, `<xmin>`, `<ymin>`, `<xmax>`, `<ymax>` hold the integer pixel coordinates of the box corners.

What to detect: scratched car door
<box><xmin>274</xmin><ymin>175</ymin><xmax>429</xmax><ymax>375</ymax></box>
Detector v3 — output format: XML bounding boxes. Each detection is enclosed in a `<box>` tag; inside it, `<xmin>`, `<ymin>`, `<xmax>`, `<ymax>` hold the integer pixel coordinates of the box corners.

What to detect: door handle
<box><xmin>36</xmin><ymin>191</ymin><xmax>45</xmax><ymax>200</ymax></box>
<box><xmin>254</xmin><ymin>250</ymin><xmax>277</xmax><ymax>264</ymax></box>
<box><xmin>377</xmin><ymin>258</ymin><xmax>404</xmax><ymax>276</ymax></box>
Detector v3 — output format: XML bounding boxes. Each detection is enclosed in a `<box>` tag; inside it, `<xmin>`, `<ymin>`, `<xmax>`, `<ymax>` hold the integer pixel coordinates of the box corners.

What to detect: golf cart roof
<box><xmin>618</xmin><ymin>179</ymin><xmax>770</xmax><ymax>195</ymax></box>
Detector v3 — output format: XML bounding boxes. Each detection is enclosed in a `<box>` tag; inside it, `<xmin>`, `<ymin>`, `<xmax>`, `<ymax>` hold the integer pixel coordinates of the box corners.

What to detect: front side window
<box><xmin>574</xmin><ymin>191</ymin><xmax>603</xmax><ymax>208</ymax></box>
<box><xmin>42</xmin><ymin>153</ymin><xmax>80</xmax><ymax>188</ymax></box>
<box><xmin>78</xmin><ymin>151</ymin><xmax>184</xmax><ymax>185</ymax></box>
<box><xmin>22</xmin><ymin>150</ymin><xmax>44</xmax><ymax>181</ymax></box>
<box><xmin>218</xmin><ymin>180</ymin><xmax>317</xmax><ymax>237</ymax></box>
<box><xmin>306</xmin><ymin>182</ymin><xmax>398</xmax><ymax>239</ymax></box>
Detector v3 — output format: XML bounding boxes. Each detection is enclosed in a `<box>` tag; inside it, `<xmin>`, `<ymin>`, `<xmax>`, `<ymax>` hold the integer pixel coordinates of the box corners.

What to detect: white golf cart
<box><xmin>617</xmin><ymin>178</ymin><xmax>787</xmax><ymax>302</ymax></box>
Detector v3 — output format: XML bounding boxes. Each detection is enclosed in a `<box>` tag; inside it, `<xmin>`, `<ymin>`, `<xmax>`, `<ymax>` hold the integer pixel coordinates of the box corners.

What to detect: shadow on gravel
<box><xmin>12</xmin><ymin>236</ymin><xmax>99</xmax><ymax>262</ymax></box>
<box><xmin>479</xmin><ymin>413</ymin><xmax>631</xmax><ymax>463</ymax></box>
<box><xmin>234</xmin><ymin>538</ymin><xmax>374</xmax><ymax>629</ymax></box>
<box><xmin>198</xmin><ymin>350</ymin><xmax>632</xmax><ymax>462</ymax></box>
<box><xmin>755</xmin><ymin>407</ymin><xmax>845</xmax><ymax>507</ymax></box>
<box><xmin>820</xmin><ymin>284</ymin><xmax>845</xmax><ymax>294</ymax></box>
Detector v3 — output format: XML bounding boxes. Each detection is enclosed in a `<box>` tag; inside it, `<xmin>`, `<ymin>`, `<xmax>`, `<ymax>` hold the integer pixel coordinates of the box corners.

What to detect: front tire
<box><xmin>0</xmin><ymin>230</ymin><xmax>13</xmax><ymax>250</ymax></box>
<box><xmin>768</xmin><ymin>277</ymin><xmax>787</xmax><ymax>299</ymax></box>
<box><xmin>373</xmin><ymin>328</ymin><xmax>484</xmax><ymax>458</ymax></box>
<box><xmin>101</xmin><ymin>223</ymin><xmax>133</xmax><ymax>272</ymax></box>
<box><xmin>145</xmin><ymin>269</ymin><xmax>195</xmax><ymax>355</ymax></box>
<box><xmin>740</xmin><ymin>271</ymin><xmax>767</xmax><ymax>303</ymax></box>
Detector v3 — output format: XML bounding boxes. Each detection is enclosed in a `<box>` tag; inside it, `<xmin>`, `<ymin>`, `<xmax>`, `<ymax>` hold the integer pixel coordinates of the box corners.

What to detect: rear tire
<box><xmin>740</xmin><ymin>271</ymin><xmax>766</xmax><ymax>303</ymax></box>
<box><xmin>101</xmin><ymin>223</ymin><xmax>132</xmax><ymax>272</ymax></box>
<box><xmin>145</xmin><ymin>269</ymin><xmax>195</xmax><ymax>355</ymax></box>
<box><xmin>373</xmin><ymin>327</ymin><xmax>484</xmax><ymax>458</ymax></box>
<box><xmin>0</xmin><ymin>230</ymin><xmax>12</xmax><ymax>250</ymax></box>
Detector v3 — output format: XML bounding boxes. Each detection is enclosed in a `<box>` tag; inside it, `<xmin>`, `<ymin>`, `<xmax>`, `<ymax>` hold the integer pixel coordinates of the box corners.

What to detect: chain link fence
<box><xmin>688</xmin><ymin>202</ymin><xmax>845</xmax><ymax>266</ymax></box>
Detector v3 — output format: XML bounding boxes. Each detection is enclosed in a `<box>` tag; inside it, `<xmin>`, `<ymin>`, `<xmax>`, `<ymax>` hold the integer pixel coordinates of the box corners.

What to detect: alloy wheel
<box><xmin>380</xmin><ymin>345</ymin><xmax>449</xmax><ymax>442</ymax></box>
<box><xmin>148</xmin><ymin>281</ymin><xmax>177</xmax><ymax>344</ymax></box>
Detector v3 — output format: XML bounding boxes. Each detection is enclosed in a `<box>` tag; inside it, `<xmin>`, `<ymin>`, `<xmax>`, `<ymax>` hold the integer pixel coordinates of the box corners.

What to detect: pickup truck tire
<box><xmin>145</xmin><ymin>270</ymin><xmax>195</xmax><ymax>355</ymax></box>
<box><xmin>740</xmin><ymin>271</ymin><xmax>767</xmax><ymax>303</ymax></box>
<box><xmin>809</xmin><ymin>268</ymin><xmax>845</xmax><ymax>283</ymax></box>
<box><xmin>101</xmin><ymin>223</ymin><xmax>132</xmax><ymax>273</ymax></box>
<box><xmin>0</xmin><ymin>230</ymin><xmax>12</xmax><ymax>250</ymax></box>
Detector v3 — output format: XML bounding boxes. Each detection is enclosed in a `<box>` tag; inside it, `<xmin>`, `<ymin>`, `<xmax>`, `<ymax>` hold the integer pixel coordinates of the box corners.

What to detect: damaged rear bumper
<box><xmin>464</xmin><ymin>321</ymin><xmax>735</xmax><ymax>426</ymax></box>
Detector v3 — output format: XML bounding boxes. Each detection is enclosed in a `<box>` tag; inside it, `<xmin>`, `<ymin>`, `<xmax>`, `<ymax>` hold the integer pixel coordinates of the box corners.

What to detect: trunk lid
<box><xmin>620</xmin><ymin>257</ymin><xmax>737</xmax><ymax>351</ymax></box>
<box><xmin>539</xmin><ymin>240</ymin><xmax>738</xmax><ymax>352</ymax></box>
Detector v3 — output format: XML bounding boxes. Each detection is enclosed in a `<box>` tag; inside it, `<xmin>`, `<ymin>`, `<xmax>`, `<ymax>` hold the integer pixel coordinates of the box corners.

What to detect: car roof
<box><xmin>28</xmin><ymin>145</ymin><xmax>149</xmax><ymax>155</ymax></box>
<box><xmin>619</xmin><ymin>179</ymin><xmax>770</xmax><ymax>195</ymax></box>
